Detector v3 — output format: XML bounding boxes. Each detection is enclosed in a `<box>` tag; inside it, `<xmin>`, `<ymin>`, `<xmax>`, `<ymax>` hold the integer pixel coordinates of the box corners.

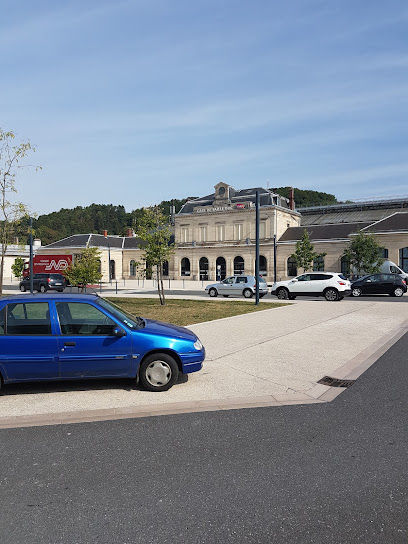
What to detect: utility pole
<box><xmin>29</xmin><ymin>217</ymin><xmax>33</xmax><ymax>294</ymax></box>
<box><xmin>255</xmin><ymin>190</ymin><xmax>260</xmax><ymax>305</ymax></box>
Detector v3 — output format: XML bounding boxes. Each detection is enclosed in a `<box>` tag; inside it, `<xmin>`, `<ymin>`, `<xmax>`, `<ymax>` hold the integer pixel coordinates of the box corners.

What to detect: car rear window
<box><xmin>338</xmin><ymin>274</ymin><xmax>347</xmax><ymax>280</ymax></box>
<box><xmin>50</xmin><ymin>274</ymin><xmax>64</xmax><ymax>280</ymax></box>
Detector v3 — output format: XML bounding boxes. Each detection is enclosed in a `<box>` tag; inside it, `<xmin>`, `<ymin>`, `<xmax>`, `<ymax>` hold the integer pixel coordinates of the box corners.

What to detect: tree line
<box><xmin>21</xmin><ymin>189</ymin><xmax>340</xmax><ymax>246</ymax></box>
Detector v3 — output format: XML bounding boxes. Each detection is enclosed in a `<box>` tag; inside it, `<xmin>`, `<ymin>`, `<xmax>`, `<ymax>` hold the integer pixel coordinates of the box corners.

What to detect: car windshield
<box><xmin>96</xmin><ymin>298</ymin><xmax>144</xmax><ymax>329</ymax></box>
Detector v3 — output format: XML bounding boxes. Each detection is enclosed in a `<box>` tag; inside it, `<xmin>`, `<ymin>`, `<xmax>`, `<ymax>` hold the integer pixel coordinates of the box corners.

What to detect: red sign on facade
<box><xmin>236</xmin><ymin>203</ymin><xmax>245</xmax><ymax>209</ymax></box>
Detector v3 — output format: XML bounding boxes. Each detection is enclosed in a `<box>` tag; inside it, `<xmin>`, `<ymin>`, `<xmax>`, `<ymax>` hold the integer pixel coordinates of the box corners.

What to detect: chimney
<box><xmin>33</xmin><ymin>238</ymin><xmax>42</xmax><ymax>247</ymax></box>
<box><xmin>126</xmin><ymin>227</ymin><xmax>135</xmax><ymax>237</ymax></box>
<box><xmin>103</xmin><ymin>229</ymin><xmax>108</xmax><ymax>237</ymax></box>
<box><xmin>289</xmin><ymin>187</ymin><xmax>295</xmax><ymax>211</ymax></box>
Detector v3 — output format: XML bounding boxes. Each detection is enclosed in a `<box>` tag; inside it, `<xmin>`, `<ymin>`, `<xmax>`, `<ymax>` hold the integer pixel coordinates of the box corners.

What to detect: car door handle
<box><xmin>64</xmin><ymin>342</ymin><xmax>76</xmax><ymax>347</ymax></box>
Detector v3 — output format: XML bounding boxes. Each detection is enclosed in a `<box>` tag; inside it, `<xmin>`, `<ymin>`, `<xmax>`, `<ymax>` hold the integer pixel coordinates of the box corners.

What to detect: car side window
<box><xmin>236</xmin><ymin>277</ymin><xmax>247</xmax><ymax>284</ymax></box>
<box><xmin>297</xmin><ymin>275</ymin><xmax>310</xmax><ymax>281</ymax></box>
<box><xmin>0</xmin><ymin>307</ymin><xmax>4</xmax><ymax>335</ymax></box>
<box><xmin>56</xmin><ymin>302</ymin><xmax>117</xmax><ymax>336</ymax></box>
<box><xmin>222</xmin><ymin>277</ymin><xmax>234</xmax><ymax>285</ymax></box>
<box><xmin>6</xmin><ymin>302</ymin><xmax>51</xmax><ymax>335</ymax></box>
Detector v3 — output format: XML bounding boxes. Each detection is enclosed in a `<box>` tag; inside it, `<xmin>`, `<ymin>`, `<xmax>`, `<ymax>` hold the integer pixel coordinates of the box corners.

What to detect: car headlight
<box><xmin>194</xmin><ymin>339</ymin><xmax>203</xmax><ymax>350</ymax></box>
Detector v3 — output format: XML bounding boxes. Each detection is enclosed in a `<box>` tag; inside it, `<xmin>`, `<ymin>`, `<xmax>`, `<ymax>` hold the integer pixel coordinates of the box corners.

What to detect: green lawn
<box><xmin>106</xmin><ymin>297</ymin><xmax>286</xmax><ymax>326</ymax></box>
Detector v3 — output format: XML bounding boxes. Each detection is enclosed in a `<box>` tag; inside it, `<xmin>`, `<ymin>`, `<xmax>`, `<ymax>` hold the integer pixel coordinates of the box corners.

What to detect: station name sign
<box><xmin>194</xmin><ymin>202</ymin><xmax>252</xmax><ymax>213</ymax></box>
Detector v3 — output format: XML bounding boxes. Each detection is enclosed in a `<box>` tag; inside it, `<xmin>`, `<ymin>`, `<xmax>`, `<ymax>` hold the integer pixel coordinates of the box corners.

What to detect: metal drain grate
<box><xmin>317</xmin><ymin>376</ymin><xmax>356</xmax><ymax>388</ymax></box>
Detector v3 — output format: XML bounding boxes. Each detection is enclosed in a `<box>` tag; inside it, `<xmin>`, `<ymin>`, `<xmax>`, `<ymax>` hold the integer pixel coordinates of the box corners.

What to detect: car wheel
<box><xmin>243</xmin><ymin>288</ymin><xmax>253</xmax><ymax>298</ymax></box>
<box><xmin>351</xmin><ymin>288</ymin><xmax>362</xmax><ymax>297</ymax></box>
<box><xmin>324</xmin><ymin>288</ymin><xmax>339</xmax><ymax>301</ymax></box>
<box><xmin>276</xmin><ymin>288</ymin><xmax>289</xmax><ymax>300</ymax></box>
<box><xmin>209</xmin><ymin>288</ymin><xmax>218</xmax><ymax>297</ymax></box>
<box><xmin>39</xmin><ymin>285</ymin><xmax>47</xmax><ymax>293</ymax></box>
<box><xmin>139</xmin><ymin>353</ymin><xmax>179</xmax><ymax>392</ymax></box>
<box><xmin>19</xmin><ymin>284</ymin><xmax>26</xmax><ymax>292</ymax></box>
<box><xmin>288</xmin><ymin>294</ymin><xmax>296</xmax><ymax>300</ymax></box>
<box><xmin>57</xmin><ymin>289</ymin><xmax>63</xmax><ymax>292</ymax></box>
<box><xmin>393</xmin><ymin>287</ymin><xmax>404</xmax><ymax>297</ymax></box>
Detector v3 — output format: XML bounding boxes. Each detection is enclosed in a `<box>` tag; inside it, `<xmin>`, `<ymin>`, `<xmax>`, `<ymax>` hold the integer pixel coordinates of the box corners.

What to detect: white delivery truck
<box><xmin>379</xmin><ymin>260</ymin><xmax>408</xmax><ymax>280</ymax></box>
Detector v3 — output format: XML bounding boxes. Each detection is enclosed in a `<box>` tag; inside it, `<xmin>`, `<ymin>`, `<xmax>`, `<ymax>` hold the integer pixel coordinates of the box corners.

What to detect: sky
<box><xmin>1</xmin><ymin>0</ymin><xmax>408</xmax><ymax>216</ymax></box>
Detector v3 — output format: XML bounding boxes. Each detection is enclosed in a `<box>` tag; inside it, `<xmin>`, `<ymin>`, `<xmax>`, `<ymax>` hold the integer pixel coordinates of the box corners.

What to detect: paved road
<box><xmin>0</xmin><ymin>332</ymin><xmax>407</xmax><ymax>543</ymax></box>
<box><xmin>128</xmin><ymin>288</ymin><xmax>408</xmax><ymax>302</ymax></box>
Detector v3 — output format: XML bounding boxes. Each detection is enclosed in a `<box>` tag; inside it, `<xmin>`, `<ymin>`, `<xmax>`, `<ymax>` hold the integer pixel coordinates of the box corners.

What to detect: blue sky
<box><xmin>1</xmin><ymin>0</ymin><xmax>408</xmax><ymax>215</ymax></box>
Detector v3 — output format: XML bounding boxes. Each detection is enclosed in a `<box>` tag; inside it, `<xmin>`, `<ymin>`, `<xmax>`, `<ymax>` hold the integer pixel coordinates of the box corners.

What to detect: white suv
<box><xmin>271</xmin><ymin>273</ymin><xmax>351</xmax><ymax>301</ymax></box>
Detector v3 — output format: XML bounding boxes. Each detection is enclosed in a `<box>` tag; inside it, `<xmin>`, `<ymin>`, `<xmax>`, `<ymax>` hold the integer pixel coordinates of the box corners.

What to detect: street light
<box><xmin>104</xmin><ymin>232</ymin><xmax>111</xmax><ymax>283</ymax></box>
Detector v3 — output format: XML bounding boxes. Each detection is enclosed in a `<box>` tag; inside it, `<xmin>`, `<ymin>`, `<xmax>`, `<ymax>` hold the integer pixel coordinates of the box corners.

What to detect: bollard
<box><xmin>183</xmin><ymin>279</ymin><xmax>185</xmax><ymax>289</ymax></box>
<box><xmin>115</xmin><ymin>280</ymin><xmax>118</xmax><ymax>294</ymax></box>
<box><xmin>99</xmin><ymin>281</ymin><xmax>102</xmax><ymax>294</ymax></box>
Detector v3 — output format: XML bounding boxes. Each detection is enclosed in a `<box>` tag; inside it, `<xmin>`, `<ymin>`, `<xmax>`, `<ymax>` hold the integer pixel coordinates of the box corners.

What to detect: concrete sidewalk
<box><xmin>1</xmin><ymin>299</ymin><xmax>408</xmax><ymax>428</ymax></box>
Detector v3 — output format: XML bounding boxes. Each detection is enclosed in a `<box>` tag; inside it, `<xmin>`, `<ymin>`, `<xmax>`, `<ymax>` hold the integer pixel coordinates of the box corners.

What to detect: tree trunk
<box><xmin>157</xmin><ymin>264</ymin><xmax>165</xmax><ymax>305</ymax></box>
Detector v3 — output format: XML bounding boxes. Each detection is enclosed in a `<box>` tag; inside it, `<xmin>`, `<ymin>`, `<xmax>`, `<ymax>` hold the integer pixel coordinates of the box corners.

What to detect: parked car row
<box><xmin>205</xmin><ymin>273</ymin><xmax>407</xmax><ymax>301</ymax></box>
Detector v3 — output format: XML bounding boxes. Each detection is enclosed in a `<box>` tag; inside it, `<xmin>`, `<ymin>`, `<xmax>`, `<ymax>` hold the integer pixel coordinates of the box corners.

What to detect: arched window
<box><xmin>399</xmin><ymin>247</ymin><xmax>408</xmax><ymax>272</ymax></box>
<box><xmin>234</xmin><ymin>256</ymin><xmax>244</xmax><ymax>275</ymax></box>
<box><xmin>255</xmin><ymin>255</ymin><xmax>267</xmax><ymax>276</ymax></box>
<box><xmin>129</xmin><ymin>260</ymin><xmax>137</xmax><ymax>276</ymax></box>
<box><xmin>287</xmin><ymin>257</ymin><xmax>297</xmax><ymax>277</ymax></box>
<box><xmin>216</xmin><ymin>257</ymin><xmax>226</xmax><ymax>280</ymax></box>
<box><xmin>340</xmin><ymin>256</ymin><xmax>350</xmax><ymax>277</ymax></box>
<box><xmin>313</xmin><ymin>255</ymin><xmax>324</xmax><ymax>272</ymax></box>
<box><xmin>181</xmin><ymin>257</ymin><xmax>190</xmax><ymax>276</ymax></box>
<box><xmin>199</xmin><ymin>257</ymin><xmax>209</xmax><ymax>280</ymax></box>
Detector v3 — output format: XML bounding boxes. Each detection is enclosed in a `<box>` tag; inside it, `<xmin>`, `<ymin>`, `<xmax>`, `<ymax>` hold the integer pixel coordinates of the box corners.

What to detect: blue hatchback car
<box><xmin>0</xmin><ymin>294</ymin><xmax>205</xmax><ymax>392</ymax></box>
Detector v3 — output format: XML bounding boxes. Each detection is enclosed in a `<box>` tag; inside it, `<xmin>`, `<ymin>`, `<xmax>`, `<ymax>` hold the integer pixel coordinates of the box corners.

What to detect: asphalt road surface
<box><xmin>0</xmin><ymin>334</ymin><xmax>407</xmax><ymax>543</ymax></box>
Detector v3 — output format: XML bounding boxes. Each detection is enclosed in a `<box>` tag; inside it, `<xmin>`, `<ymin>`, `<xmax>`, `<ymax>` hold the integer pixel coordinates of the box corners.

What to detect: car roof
<box><xmin>0</xmin><ymin>293</ymin><xmax>100</xmax><ymax>304</ymax></box>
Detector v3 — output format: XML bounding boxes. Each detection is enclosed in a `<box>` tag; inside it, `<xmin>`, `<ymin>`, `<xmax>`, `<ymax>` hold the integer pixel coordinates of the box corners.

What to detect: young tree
<box><xmin>0</xmin><ymin>129</ymin><xmax>40</xmax><ymax>294</ymax></box>
<box><xmin>291</xmin><ymin>229</ymin><xmax>326</xmax><ymax>273</ymax></box>
<box><xmin>64</xmin><ymin>247</ymin><xmax>102</xmax><ymax>292</ymax></box>
<box><xmin>136</xmin><ymin>207</ymin><xmax>175</xmax><ymax>305</ymax></box>
<box><xmin>11</xmin><ymin>256</ymin><xmax>25</xmax><ymax>279</ymax></box>
<box><xmin>342</xmin><ymin>232</ymin><xmax>385</xmax><ymax>275</ymax></box>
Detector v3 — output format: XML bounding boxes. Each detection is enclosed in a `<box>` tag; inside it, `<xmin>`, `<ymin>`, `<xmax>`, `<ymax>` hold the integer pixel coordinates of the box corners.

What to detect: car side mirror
<box><xmin>113</xmin><ymin>327</ymin><xmax>126</xmax><ymax>337</ymax></box>
<box><xmin>291</xmin><ymin>278</ymin><xmax>298</xmax><ymax>282</ymax></box>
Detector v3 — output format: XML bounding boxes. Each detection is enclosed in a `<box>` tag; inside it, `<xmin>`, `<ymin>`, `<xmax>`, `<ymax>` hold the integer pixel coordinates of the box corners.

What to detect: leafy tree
<box><xmin>0</xmin><ymin>129</ymin><xmax>40</xmax><ymax>294</ymax></box>
<box><xmin>274</xmin><ymin>187</ymin><xmax>338</xmax><ymax>208</ymax></box>
<box><xmin>342</xmin><ymin>232</ymin><xmax>385</xmax><ymax>275</ymax></box>
<box><xmin>11</xmin><ymin>256</ymin><xmax>25</xmax><ymax>278</ymax></box>
<box><xmin>64</xmin><ymin>247</ymin><xmax>102</xmax><ymax>292</ymax></box>
<box><xmin>291</xmin><ymin>230</ymin><xmax>326</xmax><ymax>272</ymax></box>
<box><xmin>136</xmin><ymin>207</ymin><xmax>175</xmax><ymax>305</ymax></box>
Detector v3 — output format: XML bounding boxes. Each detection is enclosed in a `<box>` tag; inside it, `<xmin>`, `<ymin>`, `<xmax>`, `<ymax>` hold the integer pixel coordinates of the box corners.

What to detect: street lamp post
<box><xmin>29</xmin><ymin>217</ymin><xmax>34</xmax><ymax>294</ymax></box>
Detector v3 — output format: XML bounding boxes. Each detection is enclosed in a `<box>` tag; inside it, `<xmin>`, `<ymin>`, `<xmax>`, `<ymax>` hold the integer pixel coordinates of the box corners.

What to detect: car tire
<box><xmin>57</xmin><ymin>289</ymin><xmax>64</xmax><ymax>292</ymax></box>
<box><xmin>20</xmin><ymin>285</ymin><xmax>26</xmax><ymax>292</ymax></box>
<box><xmin>288</xmin><ymin>294</ymin><xmax>296</xmax><ymax>300</ymax></box>
<box><xmin>324</xmin><ymin>288</ymin><xmax>339</xmax><ymax>301</ymax></box>
<box><xmin>139</xmin><ymin>353</ymin><xmax>179</xmax><ymax>392</ymax></box>
<box><xmin>209</xmin><ymin>288</ymin><xmax>218</xmax><ymax>297</ymax></box>
<box><xmin>39</xmin><ymin>285</ymin><xmax>47</xmax><ymax>293</ymax></box>
<box><xmin>276</xmin><ymin>288</ymin><xmax>289</xmax><ymax>300</ymax></box>
<box><xmin>393</xmin><ymin>287</ymin><xmax>404</xmax><ymax>297</ymax></box>
<box><xmin>351</xmin><ymin>288</ymin><xmax>362</xmax><ymax>297</ymax></box>
<box><xmin>243</xmin><ymin>288</ymin><xmax>253</xmax><ymax>298</ymax></box>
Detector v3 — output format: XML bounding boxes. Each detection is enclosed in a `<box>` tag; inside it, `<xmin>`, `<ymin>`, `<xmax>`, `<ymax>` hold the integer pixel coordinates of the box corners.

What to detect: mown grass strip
<box><xmin>106</xmin><ymin>297</ymin><xmax>287</xmax><ymax>326</ymax></box>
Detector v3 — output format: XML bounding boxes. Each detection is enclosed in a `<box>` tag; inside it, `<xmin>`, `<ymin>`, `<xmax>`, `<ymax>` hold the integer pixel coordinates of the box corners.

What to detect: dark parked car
<box><xmin>0</xmin><ymin>294</ymin><xmax>205</xmax><ymax>392</ymax></box>
<box><xmin>19</xmin><ymin>273</ymin><xmax>68</xmax><ymax>293</ymax></box>
<box><xmin>350</xmin><ymin>273</ymin><xmax>407</xmax><ymax>297</ymax></box>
